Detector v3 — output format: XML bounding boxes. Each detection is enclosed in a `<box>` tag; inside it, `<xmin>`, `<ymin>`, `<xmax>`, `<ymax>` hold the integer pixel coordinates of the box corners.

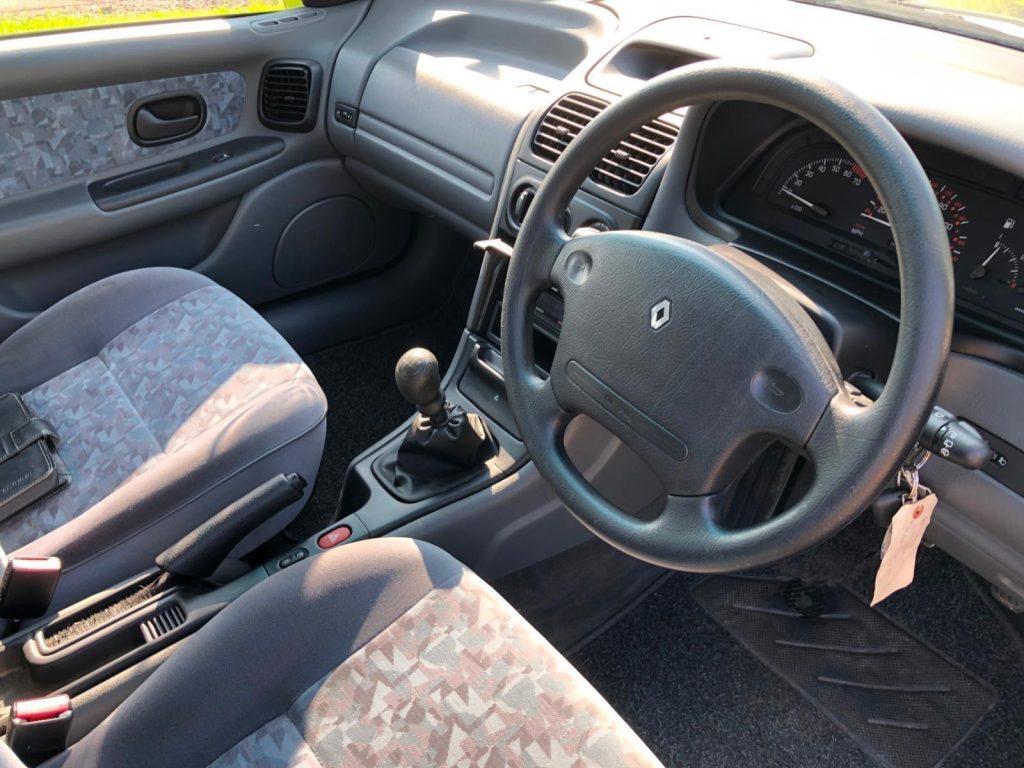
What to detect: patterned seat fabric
<box><xmin>0</xmin><ymin>268</ymin><xmax>326</xmax><ymax>611</ymax></box>
<box><xmin>210</xmin><ymin>568</ymin><xmax>662</xmax><ymax>768</ymax></box>
<box><xmin>4</xmin><ymin>284</ymin><xmax>308</xmax><ymax>551</ymax></box>
<box><xmin>48</xmin><ymin>539</ymin><xmax>664</xmax><ymax>768</ymax></box>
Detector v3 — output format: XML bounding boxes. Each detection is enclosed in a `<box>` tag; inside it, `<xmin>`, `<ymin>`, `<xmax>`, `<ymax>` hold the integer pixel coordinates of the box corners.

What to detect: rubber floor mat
<box><xmin>692</xmin><ymin>576</ymin><xmax>996</xmax><ymax>768</ymax></box>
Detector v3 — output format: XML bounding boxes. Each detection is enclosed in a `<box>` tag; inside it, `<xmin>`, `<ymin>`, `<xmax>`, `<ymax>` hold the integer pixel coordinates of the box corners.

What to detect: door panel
<box><xmin>0</xmin><ymin>2</ymin><xmax>422</xmax><ymax>347</ymax></box>
<box><xmin>0</xmin><ymin>71</ymin><xmax>244</xmax><ymax>200</ymax></box>
<box><xmin>0</xmin><ymin>201</ymin><xmax>238</xmax><ymax>319</ymax></box>
<box><xmin>196</xmin><ymin>159</ymin><xmax>410</xmax><ymax>306</ymax></box>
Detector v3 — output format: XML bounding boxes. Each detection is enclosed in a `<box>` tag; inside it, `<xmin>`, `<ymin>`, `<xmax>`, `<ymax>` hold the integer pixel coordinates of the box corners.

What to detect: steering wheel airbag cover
<box><xmin>550</xmin><ymin>231</ymin><xmax>840</xmax><ymax>496</ymax></box>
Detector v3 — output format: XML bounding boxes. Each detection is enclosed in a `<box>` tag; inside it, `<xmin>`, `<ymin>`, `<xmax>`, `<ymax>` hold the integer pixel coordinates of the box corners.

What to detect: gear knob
<box><xmin>396</xmin><ymin>348</ymin><xmax>447</xmax><ymax>425</ymax></box>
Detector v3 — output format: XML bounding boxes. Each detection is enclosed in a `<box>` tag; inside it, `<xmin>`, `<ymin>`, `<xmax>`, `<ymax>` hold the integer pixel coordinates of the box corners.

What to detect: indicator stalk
<box><xmin>849</xmin><ymin>375</ymin><xmax>989</xmax><ymax>470</ymax></box>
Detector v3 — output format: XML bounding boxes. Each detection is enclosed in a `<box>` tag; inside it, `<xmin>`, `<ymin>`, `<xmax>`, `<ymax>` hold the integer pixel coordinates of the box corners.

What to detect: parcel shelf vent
<box><xmin>140</xmin><ymin>603</ymin><xmax>186</xmax><ymax>642</ymax></box>
<box><xmin>531</xmin><ymin>92</ymin><xmax>679</xmax><ymax>195</ymax></box>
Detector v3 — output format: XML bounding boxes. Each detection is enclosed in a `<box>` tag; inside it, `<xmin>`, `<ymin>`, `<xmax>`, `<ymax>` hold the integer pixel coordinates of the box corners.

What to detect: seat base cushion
<box><xmin>51</xmin><ymin>539</ymin><xmax>663</xmax><ymax>768</ymax></box>
<box><xmin>0</xmin><ymin>268</ymin><xmax>326</xmax><ymax>610</ymax></box>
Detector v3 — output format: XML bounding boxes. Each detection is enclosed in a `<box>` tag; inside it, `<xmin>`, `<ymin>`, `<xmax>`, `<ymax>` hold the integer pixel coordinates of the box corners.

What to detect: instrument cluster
<box><xmin>723</xmin><ymin>131</ymin><xmax>1024</xmax><ymax>326</ymax></box>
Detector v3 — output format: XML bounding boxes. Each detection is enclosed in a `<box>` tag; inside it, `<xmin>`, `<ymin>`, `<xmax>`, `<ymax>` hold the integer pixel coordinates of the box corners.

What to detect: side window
<box><xmin>1</xmin><ymin>0</ymin><xmax>303</xmax><ymax>38</ymax></box>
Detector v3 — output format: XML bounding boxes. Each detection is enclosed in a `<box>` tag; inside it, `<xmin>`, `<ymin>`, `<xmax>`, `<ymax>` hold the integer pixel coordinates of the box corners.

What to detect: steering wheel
<box><xmin>502</xmin><ymin>61</ymin><xmax>954</xmax><ymax>572</ymax></box>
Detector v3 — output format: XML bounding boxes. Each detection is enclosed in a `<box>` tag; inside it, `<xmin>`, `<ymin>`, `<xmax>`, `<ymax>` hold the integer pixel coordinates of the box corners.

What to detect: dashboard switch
<box><xmin>510</xmin><ymin>185</ymin><xmax>536</xmax><ymax>227</ymax></box>
<box><xmin>334</xmin><ymin>103</ymin><xmax>358</xmax><ymax>128</ymax></box>
<box><xmin>278</xmin><ymin>548</ymin><xmax>308</xmax><ymax>569</ymax></box>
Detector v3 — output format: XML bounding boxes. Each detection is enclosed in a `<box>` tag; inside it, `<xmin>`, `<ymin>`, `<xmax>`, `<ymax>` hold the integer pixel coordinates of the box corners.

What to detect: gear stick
<box><xmin>395</xmin><ymin>348</ymin><xmax>449</xmax><ymax>427</ymax></box>
<box><xmin>382</xmin><ymin>348</ymin><xmax>497</xmax><ymax>498</ymax></box>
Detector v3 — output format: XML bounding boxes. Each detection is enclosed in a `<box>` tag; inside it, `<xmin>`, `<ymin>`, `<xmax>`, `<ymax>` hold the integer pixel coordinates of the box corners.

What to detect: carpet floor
<box><xmin>571</xmin><ymin>514</ymin><xmax>1024</xmax><ymax>768</ymax></box>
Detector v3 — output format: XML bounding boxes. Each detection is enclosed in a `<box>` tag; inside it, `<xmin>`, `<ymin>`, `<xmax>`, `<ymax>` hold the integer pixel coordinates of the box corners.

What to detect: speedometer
<box><xmin>771</xmin><ymin>155</ymin><xmax>874</xmax><ymax>228</ymax></box>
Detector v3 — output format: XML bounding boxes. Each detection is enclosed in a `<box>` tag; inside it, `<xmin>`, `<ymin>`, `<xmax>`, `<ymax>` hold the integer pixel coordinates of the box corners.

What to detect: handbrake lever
<box><xmin>156</xmin><ymin>474</ymin><xmax>306</xmax><ymax>580</ymax></box>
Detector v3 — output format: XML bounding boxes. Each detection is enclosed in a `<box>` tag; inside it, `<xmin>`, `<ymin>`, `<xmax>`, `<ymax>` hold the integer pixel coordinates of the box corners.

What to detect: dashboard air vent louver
<box><xmin>262</xmin><ymin>64</ymin><xmax>310</xmax><ymax>122</ymax></box>
<box><xmin>592</xmin><ymin>118</ymin><xmax>678</xmax><ymax>195</ymax></box>
<box><xmin>259</xmin><ymin>60</ymin><xmax>322</xmax><ymax>132</ymax></box>
<box><xmin>532</xmin><ymin>92</ymin><xmax>679</xmax><ymax>196</ymax></box>
<box><xmin>532</xmin><ymin>92</ymin><xmax>609</xmax><ymax>162</ymax></box>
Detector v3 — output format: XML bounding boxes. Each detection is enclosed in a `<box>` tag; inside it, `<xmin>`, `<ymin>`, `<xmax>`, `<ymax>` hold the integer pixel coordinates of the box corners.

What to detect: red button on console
<box><xmin>317</xmin><ymin>525</ymin><xmax>352</xmax><ymax>549</ymax></box>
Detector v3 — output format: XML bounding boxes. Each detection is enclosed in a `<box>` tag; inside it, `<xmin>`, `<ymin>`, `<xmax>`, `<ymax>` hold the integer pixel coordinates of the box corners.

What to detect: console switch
<box><xmin>317</xmin><ymin>526</ymin><xmax>352</xmax><ymax>550</ymax></box>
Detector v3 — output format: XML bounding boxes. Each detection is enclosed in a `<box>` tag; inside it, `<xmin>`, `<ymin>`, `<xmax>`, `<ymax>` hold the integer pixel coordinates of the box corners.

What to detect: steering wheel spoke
<box><xmin>531</xmin><ymin>372</ymin><xmax>574</xmax><ymax>444</ymax></box>
<box><xmin>803</xmin><ymin>384</ymin><xmax>889</xmax><ymax>509</ymax></box>
<box><xmin>520</xmin><ymin>213</ymin><xmax>573</xmax><ymax>294</ymax></box>
<box><xmin>592</xmin><ymin>492</ymin><xmax>728</xmax><ymax>571</ymax></box>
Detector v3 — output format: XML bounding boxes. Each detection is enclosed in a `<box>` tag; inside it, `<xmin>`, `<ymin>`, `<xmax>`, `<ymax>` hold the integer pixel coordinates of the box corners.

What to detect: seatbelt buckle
<box><xmin>7</xmin><ymin>694</ymin><xmax>71</xmax><ymax>765</ymax></box>
<box><xmin>0</xmin><ymin>557</ymin><xmax>61</xmax><ymax>619</ymax></box>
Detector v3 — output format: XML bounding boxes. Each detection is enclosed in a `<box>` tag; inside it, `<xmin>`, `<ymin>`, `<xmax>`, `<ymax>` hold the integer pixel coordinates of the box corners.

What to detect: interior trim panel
<box><xmin>328</xmin><ymin>0</ymin><xmax>618</xmax><ymax>236</ymax></box>
<box><xmin>0</xmin><ymin>71</ymin><xmax>244</xmax><ymax>199</ymax></box>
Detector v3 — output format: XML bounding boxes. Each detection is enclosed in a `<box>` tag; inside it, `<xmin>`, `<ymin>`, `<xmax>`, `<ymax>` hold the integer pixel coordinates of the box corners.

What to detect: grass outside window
<box><xmin>0</xmin><ymin>0</ymin><xmax>303</xmax><ymax>38</ymax></box>
<box><xmin>1</xmin><ymin>0</ymin><xmax>1021</xmax><ymax>41</ymax></box>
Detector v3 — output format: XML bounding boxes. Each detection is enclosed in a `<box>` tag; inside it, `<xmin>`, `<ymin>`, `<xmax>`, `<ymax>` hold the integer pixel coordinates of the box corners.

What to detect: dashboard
<box><xmin>721</xmin><ymin>126</ymin><xmax>1024</xmax><ymax>326</ymax></box>
<box><xmin>328</xmin><ymin>0</ymin><xmax>1024</xmax><ymax>603</ymax></box>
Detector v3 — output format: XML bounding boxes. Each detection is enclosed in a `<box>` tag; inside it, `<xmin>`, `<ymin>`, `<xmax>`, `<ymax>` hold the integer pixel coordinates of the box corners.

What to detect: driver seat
<box><xmin>42</xmin><ymin>538</ymin><xmax>663</xmax><ymax>768</ymax></box>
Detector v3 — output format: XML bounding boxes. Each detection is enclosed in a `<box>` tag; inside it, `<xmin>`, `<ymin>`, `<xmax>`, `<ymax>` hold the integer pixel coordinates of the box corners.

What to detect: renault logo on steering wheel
<box><xmin>650</xmin><ymin>299</ymin><xmax>671</xmax><ymax>331</ymax></box>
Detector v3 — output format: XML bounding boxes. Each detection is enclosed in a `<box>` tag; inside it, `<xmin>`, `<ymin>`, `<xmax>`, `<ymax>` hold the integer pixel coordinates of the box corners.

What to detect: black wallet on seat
<box><xmin>0</xmin><ymin>394</ymin><xmax>69</xmax><ymax>524</ymax></box>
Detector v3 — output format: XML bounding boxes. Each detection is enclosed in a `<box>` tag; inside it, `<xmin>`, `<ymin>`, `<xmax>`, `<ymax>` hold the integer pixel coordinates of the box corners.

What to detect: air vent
<box><xmin>532</xmin><ymin>92</ymin><xmax>609</xmax><ymax>162</ymax></box>
<box><xmin>532</xmin><ymin>92</ymin><xmax>679</xmax><ymax>195</ymax></box>
<box><xmin>140</xmin><ymin>603</ymin><xmax>185</xmax><ymax>642</ymax></box>
<box><xmin>259</xmin><ymin>59</ymin><xmax>322</xmax><ymax>132</ymax></box>
<box><xmin>592</xmin><ymin>118</ymin><xmax>678</xmax><ymax>195</ymax></box>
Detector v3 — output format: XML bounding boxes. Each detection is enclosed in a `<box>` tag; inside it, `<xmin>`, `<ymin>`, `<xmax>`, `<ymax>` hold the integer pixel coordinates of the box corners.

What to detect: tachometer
<box><xmin>934</xmin><ymin>182</ymin><xmax>970</xmax><ymax>259</ymax></box>
<box><xmin>860</xmin><ymin>180</ymin><xmax>970</xmax><ymax>258</ymax></box>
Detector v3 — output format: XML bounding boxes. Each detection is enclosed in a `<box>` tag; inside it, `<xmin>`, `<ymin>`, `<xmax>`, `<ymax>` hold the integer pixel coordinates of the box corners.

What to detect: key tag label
<box><xmin>871</xmin><ymin>492</ymin><xmax>938</xmax><ymax>606</ymax></box>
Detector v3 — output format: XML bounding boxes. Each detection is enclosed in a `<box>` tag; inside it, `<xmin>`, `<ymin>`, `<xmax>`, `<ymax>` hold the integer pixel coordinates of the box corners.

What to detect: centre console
<box><xmin>297</xmin><ymin>84</ymin><xmax>677</xmax><ymax>567</ymax></box>
<box><xmin>0</xmin><ymin>474</ymin><xmax>300</xmax><ymax>762</ymax></box>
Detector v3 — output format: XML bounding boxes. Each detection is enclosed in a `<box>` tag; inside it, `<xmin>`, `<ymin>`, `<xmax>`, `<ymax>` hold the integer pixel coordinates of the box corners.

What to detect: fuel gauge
<box><xmin>969</xmin><ymin>241</ymin><xmax>1020</xmax><ymax>290</ymax></box>
<box><xmin>959</xmin><ymin>217</ymin><xmax>1024</xmax><ymax>322</ymax></box>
